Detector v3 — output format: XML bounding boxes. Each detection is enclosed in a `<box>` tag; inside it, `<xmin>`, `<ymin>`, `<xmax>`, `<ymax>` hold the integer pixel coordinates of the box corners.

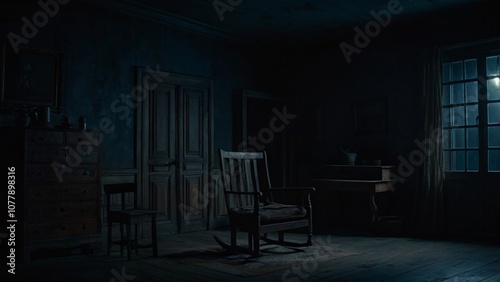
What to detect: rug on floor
<box><xmin>167</xmin><ymin>243</ymin><xmax>358</xmax><ymax>277</ymax></box>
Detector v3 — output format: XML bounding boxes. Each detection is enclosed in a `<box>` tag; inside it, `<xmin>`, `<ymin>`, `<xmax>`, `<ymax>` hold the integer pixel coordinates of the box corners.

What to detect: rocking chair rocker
<box><xmin>214</xmin><ymin>149</ymin><xmax>315</xmax><ymax>257</ymax></box>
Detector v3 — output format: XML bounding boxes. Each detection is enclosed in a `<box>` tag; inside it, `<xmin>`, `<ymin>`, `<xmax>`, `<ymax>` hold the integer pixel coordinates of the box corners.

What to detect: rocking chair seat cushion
<box><xmin>229</xmin><ymin>202</ymin><xmax>307</xmax><ymax>223</ymax></box>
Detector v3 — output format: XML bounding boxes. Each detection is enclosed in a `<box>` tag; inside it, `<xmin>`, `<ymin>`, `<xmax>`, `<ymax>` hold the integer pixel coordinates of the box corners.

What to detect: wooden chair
<box><xmin>104</xmin><ymin>183</ymin><xmax>158</xmax><ymax>260</ymax></box>
<box><xmin>214</xmin><ymin>149</ymin><xmax>315</xmax><ymax>257</ymax></box>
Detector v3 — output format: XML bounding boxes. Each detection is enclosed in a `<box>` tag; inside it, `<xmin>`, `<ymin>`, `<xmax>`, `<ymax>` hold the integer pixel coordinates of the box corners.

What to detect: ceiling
<box><xmin>90</xmin><ymin>0</ymin><xmax>488</xmax><ymax>42</ymax></box>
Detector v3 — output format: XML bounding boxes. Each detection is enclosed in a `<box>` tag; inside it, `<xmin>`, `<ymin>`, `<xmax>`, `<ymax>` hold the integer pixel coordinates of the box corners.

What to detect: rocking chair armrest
<box><xmin>270</xmin><ymin>187</ymin><xmax>315</xmax><ymax>193</ymax></box>
<box><xmin>225</xmin><ymin>191</ymin><xmax>263</xmax><ymax>197</ymax></box>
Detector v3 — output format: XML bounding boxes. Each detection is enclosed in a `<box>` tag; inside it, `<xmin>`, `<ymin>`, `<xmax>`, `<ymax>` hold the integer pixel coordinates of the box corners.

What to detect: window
<box><xmin>442</xmin><ymin>49</ymin><xmax>500</xmax><ymax>172</ymax></box>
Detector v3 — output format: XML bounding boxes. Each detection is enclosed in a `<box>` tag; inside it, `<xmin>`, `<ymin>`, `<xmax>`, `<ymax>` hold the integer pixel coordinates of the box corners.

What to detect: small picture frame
<box><xmin>1</xmin><ymin>43</ymin><xmax>62</xmax><ymax>109</ymax></box>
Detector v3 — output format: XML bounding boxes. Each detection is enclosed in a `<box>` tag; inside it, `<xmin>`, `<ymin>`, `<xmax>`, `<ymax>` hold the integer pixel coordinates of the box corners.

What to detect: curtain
<box><xmin>411</xmin><ymin>47</ymin><xmax>445</xmax><ymax>236</ymax></box>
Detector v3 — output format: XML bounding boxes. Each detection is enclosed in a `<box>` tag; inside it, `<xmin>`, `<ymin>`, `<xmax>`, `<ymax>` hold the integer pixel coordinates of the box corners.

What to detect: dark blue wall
<box><xmin>2</xmin><ymin>1</ymin><xmax>260</xmax><ymax>169</ymax></box>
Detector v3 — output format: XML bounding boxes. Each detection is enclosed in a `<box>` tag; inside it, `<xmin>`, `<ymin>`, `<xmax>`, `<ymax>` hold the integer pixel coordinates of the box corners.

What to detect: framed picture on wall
<box><xmin>1</xmin><ymin>44</ymin><xmax>62</xmax><ymax>109</ymax></box>
<box><xmin>354</xmin><ymin>99</ymin><xmax>387</xmax><ymax>134</ymax></box>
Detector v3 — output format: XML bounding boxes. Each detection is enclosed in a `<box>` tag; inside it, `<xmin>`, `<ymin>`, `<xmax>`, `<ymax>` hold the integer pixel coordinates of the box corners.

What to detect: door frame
<box><xmin>135</xmin><ymin>67</ymin><xmax>214</xmax><ymax>233</ymax></box>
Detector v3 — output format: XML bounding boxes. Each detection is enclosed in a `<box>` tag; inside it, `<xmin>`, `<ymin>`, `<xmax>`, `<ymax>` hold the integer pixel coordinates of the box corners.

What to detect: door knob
<box><xmin>148</xmin><ymin>160</ymin><xmax>177</xmax><ymax>166</ymax></box>
<box><xmin>166</xmin><ymin>160</ymin><xmax>177</xmax><ymax>167</ymax></box>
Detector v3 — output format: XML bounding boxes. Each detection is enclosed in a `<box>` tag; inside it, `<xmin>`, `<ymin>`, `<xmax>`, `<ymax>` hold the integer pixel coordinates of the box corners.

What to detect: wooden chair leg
<box><xmin>126</xmin><ymin>224</ymin><xmax>132</xmax><ymax>261</ymax></box>
<box><xmin>120</xmin><ymin>224</ymin><xmax>124</xmax><ymax>256</ymax></box>
<box><xmin>107</xmin><ymin>221</ymin><xmax>112</xmax><ymax>255</ymax></box>
<box><xmin>252</xmin><ymin>232</ymin><xmax>260</xmax><ymax>257</ymax></box>
<box><xmin>135</xmin><ymin>224</ymin><xmax>138</xmax><ymax>255</ymax></box>
<box><xmin>231</xmin><ymin>226</ymin><xmax>237</xmax><ymax>247</ymax></box>
<box><xmin>278</xmin><ymin>231</ymin><xmax>284</xmax><ymax>243</ymax></box>
<box><xmin>152</xmin><ymin>215</ymin><xmax>158</xmax><ymax>257</ymax></box>
<box><xmin>248</xmin><ymin>232</ymin><xmax>253</xmax><ymax>249</ymax></box>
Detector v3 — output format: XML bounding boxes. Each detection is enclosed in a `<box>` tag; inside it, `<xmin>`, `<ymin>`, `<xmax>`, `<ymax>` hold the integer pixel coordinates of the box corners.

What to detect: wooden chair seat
<box><xmin>104</xmin><ymin>183</ymin><xmax>158</xmax><ymax>261</ymax></box>
<box><xmin>229</xmin><ymin>202</ymin><xmax>307</xmax><ymax>223</ymax></box>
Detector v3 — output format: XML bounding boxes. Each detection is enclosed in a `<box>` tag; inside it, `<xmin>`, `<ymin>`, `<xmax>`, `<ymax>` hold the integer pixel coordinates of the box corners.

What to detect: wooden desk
<box><xmin>313</xmin><ymin>179</ymin><xmax>395</xmax><ymax>223</ymax></box>
<box><xmin>313</xmin><ymin>165</ymin><xmax>397</xmax><ymax>223</ymax></box>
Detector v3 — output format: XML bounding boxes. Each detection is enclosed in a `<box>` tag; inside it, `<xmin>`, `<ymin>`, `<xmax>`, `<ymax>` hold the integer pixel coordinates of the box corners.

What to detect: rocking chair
<box><xmin>214</xmin><ymin>149</ymin><xmax>315</xmax><ymax>257</ymax></box>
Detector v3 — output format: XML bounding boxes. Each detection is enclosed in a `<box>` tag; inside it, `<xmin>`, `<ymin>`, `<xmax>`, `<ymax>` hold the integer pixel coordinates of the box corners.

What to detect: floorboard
<box><xmin>13</xmin><ymin>230</ymin><xmax>500</xmax><ymax>282</ymax></box>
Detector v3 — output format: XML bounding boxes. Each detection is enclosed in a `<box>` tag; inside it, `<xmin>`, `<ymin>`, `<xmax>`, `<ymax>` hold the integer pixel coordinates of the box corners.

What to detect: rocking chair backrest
<box><xmin>219</xmin><ymin>149</ymin><xmax>273</xmax><ymax>210</ymax></box>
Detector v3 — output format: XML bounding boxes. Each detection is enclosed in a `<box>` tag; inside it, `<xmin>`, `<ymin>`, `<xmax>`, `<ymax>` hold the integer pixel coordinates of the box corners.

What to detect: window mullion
<box><xmin>478</xmin><ymin>56</ymin><xmax>488</xmax><ymax>175</ymax></box>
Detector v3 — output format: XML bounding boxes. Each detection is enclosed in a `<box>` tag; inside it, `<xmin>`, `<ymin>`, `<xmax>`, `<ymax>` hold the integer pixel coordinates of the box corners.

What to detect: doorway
<box><xmin>137</xmin><ymin>68</ymin><xmax>212</xmax><ymax>235</ymax></box>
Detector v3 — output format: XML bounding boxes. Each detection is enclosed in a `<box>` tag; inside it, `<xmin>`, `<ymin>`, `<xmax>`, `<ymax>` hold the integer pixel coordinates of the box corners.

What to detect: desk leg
<box><xmin>369</xmin><ymin>192</ymin><xmax>377</xmax><ymax>223</ymax></box>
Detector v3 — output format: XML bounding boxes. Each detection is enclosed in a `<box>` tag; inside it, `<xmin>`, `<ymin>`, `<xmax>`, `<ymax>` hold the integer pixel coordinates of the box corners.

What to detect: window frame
<box><xmin>441</xmin><ymin>40</ymin><xmax>500</xmax><ymax>177</ymax></box>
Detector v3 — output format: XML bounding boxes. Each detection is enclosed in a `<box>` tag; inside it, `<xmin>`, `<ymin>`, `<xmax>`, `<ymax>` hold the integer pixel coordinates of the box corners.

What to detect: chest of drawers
<box><xmin>5</xmin><ymin>128</ymin><xmax>102</xmax><ymax>260</ymax></box>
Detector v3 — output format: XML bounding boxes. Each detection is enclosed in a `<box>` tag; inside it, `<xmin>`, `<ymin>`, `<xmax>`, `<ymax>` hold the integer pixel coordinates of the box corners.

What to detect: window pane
<box><xmin>452</xmin><ymin>106</ymin><xmax>465</xmax><ymax>126</ymax></box>
<box><xmin>451</xmin><ymin>84</ymin><xmax>464</xmax><ymax>104</ymax></box>
<box><xmin>443</xmin><ymin>151</ymin><xmax>450</xmax><ymax>171</ymax></box>
<box><xmin>488</xmin><ymin>102</ymin><xmax>500</xmax><ymax>124</ymax></box>
<box><xmin>467</xmin><ymin>150</ymin><xmax>479</xmax><ymax>172</ymax></box>
<box><xmin>466</xmin><ymin>105</ymin><xmax>478</xmax><ymax>125</ymax></box>
<box><xmin>442</xmin><ymin>108</ymin><xmax>451</xmax><ymax>127</ymax></box>
<box><xmin>465</xmin><ymin>59</ymin><xmax>477</xmax><ymax>79</ymax></box>
<box><xmin>451</xmin><ymin>128</ymin><xmax>465</xmax><ymax>148</ymax></box>
<box><xmin>465</xmin><ymin>82</ymin><xmax>478</xmax><ymax>102</ymax></box>
<box><xmin>488</xmin><ymin>150</ymin><xmax>500</xmax><ymax>172</ymax></box>
<box><xmin>443</xmin><ymin>129</ymin><xmax>450</xmax><ymax>149</ymax></box>
<box><xmin>451</xmin><ymin>151</ymin><xmax>465</xmax><ymax>171</ymax></box>
<box><xmin>442</xmin><ymin>85</ymin><xmax>451</xmax><ymax>105</ymax></box>
<box><xmin>443</xmin><ymin>63</ymin><xmax>451</xmax><ymax>83</ymax></box>
<box><xmin>486</xmin><ymin>55</ymin><xmax>500</xmax><ymax>77</ymax></box>
<box><xmin>467</xmin><ymin>127</ymin><xmax>479</xmax><ymax>148</ymax></box>
<box><xmin>451</xmin><ymin>61</ymin><xmax>463</xmax><ymax>81</ymax></box>
<box><xmin>487</xmin><ymin>78</ymin><xmax>500</xmax><ymax>100</ymax></box>
<box><xmin>488</xmin><ymin>126</ymin><xmax>500</xmax><ymax>148</ymax></box>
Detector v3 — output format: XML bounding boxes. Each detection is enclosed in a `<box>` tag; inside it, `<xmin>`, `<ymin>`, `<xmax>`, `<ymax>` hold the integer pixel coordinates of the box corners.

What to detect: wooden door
<box><xmin>139</xmin><ymin>70</ymin><xmax>211</xmax><ymax>235</ymax></box>
<box><xmin>177</xmin><ymin>83</ymin><xmax>210</xmax><ymax>233</ymax></box>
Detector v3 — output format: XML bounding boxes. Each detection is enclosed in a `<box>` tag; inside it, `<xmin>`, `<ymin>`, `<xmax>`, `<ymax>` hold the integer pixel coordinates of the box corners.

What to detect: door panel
<box><xmin>145</xmin><ymin>83</ymin><xmax>178</xmax><ymax>235</ymax></box>
<box><xmin>140</xmin><ymin>70</ymin><xmax>210</xmax><ymax>234</ymax></box>
<box><xmin>178</xmin><ymin>86</ymin><xmax>208</xmax><ymax>232</ymax></box>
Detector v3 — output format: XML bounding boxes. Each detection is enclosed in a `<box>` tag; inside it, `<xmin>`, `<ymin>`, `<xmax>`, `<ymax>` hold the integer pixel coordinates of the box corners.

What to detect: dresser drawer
<box><xmin>64</xmin><ymin>166</ymin><xmax>98</xmax><ymax>182</ymax></box>
<box><xmin>26</xmin><ymin>144</ymin><xmax>65</xmax><ymax>163</ymax></box>
<box><xmin>26</xmin><ymin>200</ymin><xmax>97</xmax><ymax>222</ymax></box>
<box><xmin>26</xmin><ymin>164</ymin><xmax>60</xmax><ymax>183</ymax></box>
<box><xmin>25</xmin><ymin>218</ymin><xmax>98</xmax><ymax>240</ymax></box>
<box><xmin>26</xmin><ymin>129</ymin><xmax>63</xmax><ymax>144</ymax></box>
<box><xmin>66</xmin><ymin>131</ymin><xmax>102</xmax><ymax>145</ymax></box>
<box><xmin>26</xmin><ymin>165</ymin><xmax>97</xmax><ymax>183</ymax></box>
<box><xmin>67</xmin><ymin>144</ymin><xmax>98</xmax><ymax>163</ymax></box>
<box><xmin>26</xmin><ymin>185</ymin><xmax>98</xmax><ymax>202</ymax></box>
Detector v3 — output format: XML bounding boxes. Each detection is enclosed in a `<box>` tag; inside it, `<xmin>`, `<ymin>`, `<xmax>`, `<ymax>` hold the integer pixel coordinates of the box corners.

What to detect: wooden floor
<box><xmin>17</xmin><ymin>230</ymin><xmax>500</xmax><ymax>282</ymax></box>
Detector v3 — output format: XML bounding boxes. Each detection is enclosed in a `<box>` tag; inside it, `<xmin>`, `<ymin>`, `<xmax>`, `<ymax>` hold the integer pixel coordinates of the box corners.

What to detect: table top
<box><xmin>313</xmin><ymin>179</ymin><xmax>396</xmax><ymax>183</ymax></box>
<box><xmin>324</xmin><ymin>165</ymin><xmax>395</xmax><ymax>169</ymax></box>
<box><xmin>312</xmin><ymin>178</ymin><xmax>396</xmax><ymax>192</ymax></box>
